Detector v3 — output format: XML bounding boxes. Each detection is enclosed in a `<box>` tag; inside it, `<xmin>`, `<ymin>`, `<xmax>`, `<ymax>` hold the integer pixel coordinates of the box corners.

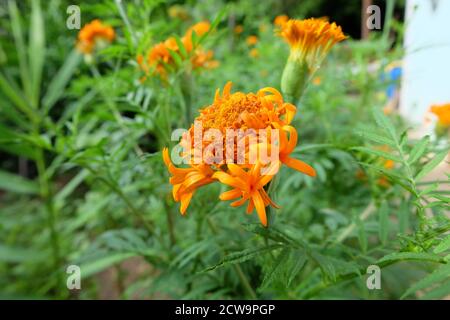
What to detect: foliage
<box><xmin>0</xmin><ymin>0</ymin><xmax>448</xmax><ymax>300</ymax></box>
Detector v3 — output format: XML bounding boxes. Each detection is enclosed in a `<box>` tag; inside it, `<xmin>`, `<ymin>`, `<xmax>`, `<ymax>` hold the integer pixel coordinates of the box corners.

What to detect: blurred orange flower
<box><xmin>246</xmin><ymin>35</ymin><xmax>258</xmax><ymax>46</ymax></box>
<box><xmin>234</xmin><ymin>25</ymin><xmax>244</xmax><ymax>34</ymax></box>
<box><xmin>430</xmin><ymin>103</ymin><xmax>450</xmax><ymax>127</ymax></box>
<box><xmin>138</xmin><ymin>21</ymin><xmax>218</xmax><ymax>79</ymax></box>
<box><xmin>249</xmin><ymin>48</ymin><xmax>259</xmax><ymax>58</ymax></box>
<box><xmin>274</xmin><ymin>15</ymin><xmax>289</xmax><ymax>27</ymax></box>
<box><xmin>76</xmin><ymin>19</ymin><xmax>115</xmax><ymax>54</ymax></box>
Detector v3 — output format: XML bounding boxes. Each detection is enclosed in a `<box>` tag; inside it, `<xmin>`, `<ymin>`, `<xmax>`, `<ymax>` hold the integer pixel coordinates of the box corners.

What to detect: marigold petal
<box><xmin>252</xmin><ymin>192</ymin><xmax>267</xmax><ymax>226</ymax></box>
<box><xmin>283</xmin><ymin>157</ymin><xmax>316</xmax><ymax>177</ymax></box>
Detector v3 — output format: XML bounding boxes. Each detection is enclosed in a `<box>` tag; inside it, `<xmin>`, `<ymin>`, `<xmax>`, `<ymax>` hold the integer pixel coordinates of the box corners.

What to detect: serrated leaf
<box><xmin>202</xmin><ymin>244</ymin><xmax>283</xmax><ymax>272</ymax></box>
<box><xmin>408</xmin><ymin>136</ymin><xmax>430</xmax><ymax>165</ymax></box>
<box><xmin>260</xmin><ymin>248</ymin><xmax>290</xmax><ymax>289</ymax></box>
<box><xmin>355</xmin><ymin>128</ymin><xmax>396</xmax><ymax>148</ymax></box>
<box><xmin>287</xmin><ymin>250</ymin><xmax>307</xmax><ymax>287</ymax></box>
<box><xmin>372</xmin><ymin>107</ymin><xmax>398</xmax><ymax>142</ymax></box>
<box><xmin>415</xmin><ymin>150</ymin><xmax>448</xmax><ymax>181</ymax></box>
<box><xmin>310</xmin><ymin>252</ymin><xmax>336</xmax><ymax>281</ymax></box>
<box><xmin>377</xmin><ymin>252</ymin><xmax>444</xmax><ymax>265</ymax></box>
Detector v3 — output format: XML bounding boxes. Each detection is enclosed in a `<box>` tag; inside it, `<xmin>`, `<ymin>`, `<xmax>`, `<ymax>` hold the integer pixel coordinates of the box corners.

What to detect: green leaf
<box><xmin>287</xmin><ymin>250</ymin><xmax>307</xmax><ymax>287</ymax></box>
<box><xmin>260</xmin><ymin>248</ymin><xmax>290</xmax><ymax>289</ymax></box>
<box><xmin>0</xmin><ymin>170</ymin><xmax>39</xmax><ymax>194</ymax></box>
<box><xmin>415</xmin><ymin>150</ymin><xmax>448</xmax><ymax>181</ymax></box>
<box><xmin>80</xmin><ymin>252</ymin><xmax>137</xmax><ymax>279</ymax></box>
<box><xmin>372</xmin><ymin>107</ymin><xmax>397</xmax><ymax>142</ymax></box>
<box><xmin>354</xmin><ymin>128</ymin><xmax>396</xmax><ymax>148</ymax></box>
<box><xmin>356</xmin><ymin>216</ymin><xmax>367</xmax><ymax>252</ymax></box>
<box><xmin>420</xmin><ymin>279</ymin><xmax>450</xmax><ymax>300</ymax></box>
<box><xmin>408</xmin><ymin>135</ymin><xmax>430</xmax><ymax>165</ymax></box>
<box><xmin>0</xmin><ymin>72</ymin><xmax>35</xmax><ymax>120</ymax></box>
<box><xmin>8</xmin><ymin>0</ymin><xmax>31</xmax><ymax>98</ymax></box>
<box><xmin>434</xmin><ymin>234</ymin><xmax>450</xmax><ymax>254</ymax></box>
<box><xmin>29</xmin><ymin>0</ymin><xmax>45</xmax><ymax>106</ymax></box>
<box><xmin>401</xmin><ymin>263</ymin><xmax>450</xmax><ymax>299</ymax></box>
<box><xmin>377</xmin><ymin>252</ymin><xmax>445</xmax><ymax>265</ymax></box>
<box><xmin>353</xmin><ymin>146</ymin><xmax>402</xmax><ymax>162</ymax></box>
<box><xmin>310</xmin><ymin>251</ymin><xmax>336</xmax><ymax>281</ymax></box>
<box><xmin>42</xmin><ymin>50</ymin><xmax>81</xmax><ymax>113</ymax></box>
<box><xmin>0</xmin><ymin>124</ymin><xmax>36</xmax><ymax>159</ymax></box>
<box><xmin>378</xmin><ymin>201</ymin><xmax>389</xmax><ymax>244</ymax></box>
<box><xmin>0</xmin><ymin>244</ymin><xmax>47</xmax><ymax>263</ymax></box>
<box><xmin>169</xmin><ymin>51</ymin><xmax>183</xmax><ymax>69</ymax></box>
<box><xmin>202</xmin><ymin>244</ymin><xmax>283</xmax><ymax>272</ymax></box>
<box><xmin>173</xmin><ymin>35</ymin><xmax>188</xmax><ymax>59</ymax></box>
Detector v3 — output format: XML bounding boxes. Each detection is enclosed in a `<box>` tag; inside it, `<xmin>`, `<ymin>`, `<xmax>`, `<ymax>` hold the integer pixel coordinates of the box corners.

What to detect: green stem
<box><xmin>35</xmin><ymin>146</ymin><xmax>62</xmax><ymax>286</ymax></box>
<box><xmin>85</xmin><ymin>166</ymin><xmax>155</xmax><ymax>234</ymax></box>
<box><xmin>206</xmin><ymin>217</ymin><xmax>257</xmax><ymax>299</ymax></box>
<box><xmin>90</xmin><ymin>65</ymin><xmax>144</xmax><ymax>157</ymax></box>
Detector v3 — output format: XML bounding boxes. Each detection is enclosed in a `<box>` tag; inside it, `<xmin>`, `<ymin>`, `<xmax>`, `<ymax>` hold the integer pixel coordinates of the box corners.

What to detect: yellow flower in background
<box><xmin>279</xmin><ymin>18</ymin><xmax>346</xmax><ymax>101</ymax></box>
<box><xmin>168</xmin><ymin>5</ymin><xmax>190</xmax><ymax>20</ymax></box>
<box><xmin>246</xmin><ymin>35</ymin><xmax>258</xmax><ymax>46</ymax></box>
<box><xmin>430</xmin><ymin>103</ymin><xmax>450</xmax><ymax>127</ymax></box>
<box><xmin>234</xmin><ymin>25</ymin><xmax>244</xmax><ymax>34</ymax></box>
<box><xmin>76</xmin><ymin>19</ymin><xmax>115</xmax><ymax>55</ymax></box>
<box><xmin>163</xmin><ymin>82</ymin><xmax>315</xmax><ymax>226</ymax></box>
<box><xmin>274</xmin><ymin>15</ymin><xmax>289</xmax><ymax>27</ymax></box>
<box><xmin>249</xmin><ymin>48</ymin><xmax>259</xmax><ymax>58</ymax></box>
<box><xmin>312</xmin><ymin>76</ymin><xmax>321</xmax><ymax>86</ymax></box>
<box><xmin>138</xmin><ymin>21</ymin><xmax>217</xmax><ymax>79</ymax></box>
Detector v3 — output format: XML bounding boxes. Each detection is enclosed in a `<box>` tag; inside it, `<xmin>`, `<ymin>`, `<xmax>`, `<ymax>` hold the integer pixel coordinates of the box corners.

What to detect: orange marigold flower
<box><xmin>249</xmin><ymin>48</ymin><xmax>259</xmax><ymax>58</ymax></box>
<box><xmin>246</xmin><ymin>35</ymin><xmax>258</xmax><ymax>46</ymax></box>
<box><xmin>138</xmin><ymin>21</ymin><xmax>217</xmax><ymax>78</ymax></box>
<box><xmin>163</xmin><ymin>148</ymin><xmax>215</xmax><ymax>214</ymax></box>
<box><xmin>430</xmin><ymin>103</ymin><xmax>450</xmax><ymax>127</ymax></box>
<box><xmin>163</xmin><ymin>82</ymin><xmax>315</xmax><ymax>226</ymax></box>
<box><xmin>279</xmin><ymin>18</ymin><xmax>347</xmax><ymax>69</ymax></box>
<box><xmin>76</xmin><ymin>19</ymin><xmax>115</xmax><ymax>54</ymax></box>
<box><xmin>213</xmin><ymin>162</ymin><xmax>280</xmax><ymax>226</ymax></box>
<box><xmin>274</xmin><ymin>15</ymin><xmax>289</xmax><ymax>27</ymax></box>
<box><xmin>234</xmin><ymin>25</ymin><xmax>244</xmax><ymax>34</ymax></box>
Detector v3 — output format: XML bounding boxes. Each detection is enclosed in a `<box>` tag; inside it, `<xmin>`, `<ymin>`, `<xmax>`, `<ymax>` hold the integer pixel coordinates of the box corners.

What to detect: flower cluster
<box><xmin>76</xmin><ymin>19</ymin><xmax>115</xmax><ymax>55</ymax></box>
<box><xmin>163</xmin><ymin>82</ymin><xmax>316</xmax><ymax>226</ymax></box>
<box><xmin>137</xmin><ymin>21</ymin><xmax>218</xmax><ymax>79</ymax></box>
